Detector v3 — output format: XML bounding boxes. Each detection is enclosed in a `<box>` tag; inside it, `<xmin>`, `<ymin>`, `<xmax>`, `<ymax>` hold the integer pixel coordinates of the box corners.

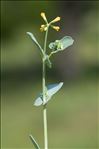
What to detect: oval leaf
<box><xmin>49</xmin><ymin>36</ymin><xmax>74</xmax><ymax>52</ymax></box>
<box><xmin>60</xmin><ymin>36</ymin><xmax>74</xmax><ymax>50</ymax></box>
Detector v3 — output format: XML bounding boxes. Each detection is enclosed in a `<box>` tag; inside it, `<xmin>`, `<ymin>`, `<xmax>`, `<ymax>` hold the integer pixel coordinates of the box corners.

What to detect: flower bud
<box><xmin>40</xmin><ymin>24</ymin><xmax>47</xmax><ymax>32</ymax></box>
<box><xmin>40</xmin><ymin>12</ymin><xmax>47</xmax><ymax>23</ymax></box>
<box><xmin>50</xmin><ymin>17</ymin><xmax>61</xmax><ymax>24</ymax></box>
<box><xmin>51</xmin><ymin>26</ymin><xmax>60</xmax><ymax>31</ymax></box>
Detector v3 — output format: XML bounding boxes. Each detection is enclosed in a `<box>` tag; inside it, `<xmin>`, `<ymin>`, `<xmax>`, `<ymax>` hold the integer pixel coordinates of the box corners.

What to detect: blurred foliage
<box><xmin>1</xmin><ymin>1</ymin><xmax>99</xmax><ymax>149</ymax></box>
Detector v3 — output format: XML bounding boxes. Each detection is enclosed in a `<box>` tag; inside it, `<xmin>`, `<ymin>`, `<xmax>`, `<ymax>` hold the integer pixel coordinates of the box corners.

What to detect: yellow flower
<box><xmin>40</xmin><ymin>12</ymin><xmax>61</xmax><ymax>32</ymax></box>
<box><xmin>40</xmin><ymin>12</ymin><xmax>47</xmax><ymax>23</ymax></box>
<box><xmin>51</xmin><ymin>25</ymin><xmax>60</xmax><ymax>31</ymax></box>
<box><xmin>40</xmin><ymin>24</ymin><xmax>47</xmax><ymax>32</ymax></box>
<box><xmin>50</xmin><ymin>17</ymin><xmax>61</xmax><ymax>24</ymax></box>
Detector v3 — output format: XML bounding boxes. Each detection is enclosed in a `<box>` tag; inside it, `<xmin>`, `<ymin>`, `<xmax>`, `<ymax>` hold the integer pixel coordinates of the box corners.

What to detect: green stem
<box><xmin>42</xmin><ymin>59</ymin><xmax>48</xmax><ymax>149</ymax></box>
<box><xmin>49</xmin><ymin>50</ymin><xmax>59</xmax><ymax>58</ymax></box>
<box><xmin>43</xmin><ymin>104</ymin><xmax>48</xmax><ymax>149</ymax></box>
<box><xmin>42</xmin><ymin>26</ymin><xmax>49</xmax><ymax>149</ymax></box>
<box><xmin>44</xmin><ymin>25</ymin><xmax>49</xmax><ymax>53</ymax></box>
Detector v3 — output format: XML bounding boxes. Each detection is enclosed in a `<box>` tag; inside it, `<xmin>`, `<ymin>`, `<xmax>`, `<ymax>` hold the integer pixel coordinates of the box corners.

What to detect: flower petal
<box><xmin>40</xmin><ymin>12</ymin><xmax>47</xmax><ymax>23</ymax></box>
<box><xmin>50</xmin><ymin>16</ymin><xmax>61</xmax><ymax>24</ymax></box>
<box><xmin>51</xmin><ymin>25</ymin><xmax>60</xmax><ymax>31</ymax></box>
<box><xmin>40</xmin><ymin>24</ymin><xmax>47</xmax><ymax>32</ymax></box>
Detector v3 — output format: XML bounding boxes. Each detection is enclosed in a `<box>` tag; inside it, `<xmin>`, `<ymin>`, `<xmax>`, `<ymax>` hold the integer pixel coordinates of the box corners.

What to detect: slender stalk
<box><xmin>42</xmin><ymin>59</ymin><xmax>48</xmax><ymax>149</ymax></box>
<box><xmin>43</xmin><ymin>103</ymin><xmax>48</xmax><ymax>149</ymax></box>
<box><xmin>42</xmin><ymin>26</ymin><xmax>49</xmax><ymax>149</ymax></box>
<box><xmin>44</xmin><ymin>25</ymin><xmax>49</xmax><ymax>53</ymax></box>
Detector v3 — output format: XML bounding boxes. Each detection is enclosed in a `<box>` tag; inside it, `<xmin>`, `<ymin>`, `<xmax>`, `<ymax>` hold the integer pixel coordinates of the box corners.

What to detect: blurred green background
<box><xmin>1</xmin><ymin>1</ymin><xmax>99</xmax><ymax>149</ymax></box>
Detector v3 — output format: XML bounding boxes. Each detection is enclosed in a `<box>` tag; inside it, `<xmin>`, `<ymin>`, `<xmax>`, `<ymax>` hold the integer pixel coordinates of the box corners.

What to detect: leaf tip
<box><xmin>72</xmin><ymin>38</ymin><xmax>74</xmax><ymax>44</ymax></box>
<box><xmin>34</xmin><ymin>97</ymin><xmax>43</xmax><ymax>107</ymax></box>
<box><xmin>29</xmin><ymin>134</ymin><xmax>40</xmax><ymax>149</ymax></box>
<box><xmin>26</xmin><ymin>32</ymin><xmax>31</xmax><ymax>36</ymax></box>
<box><xmin>60</xmin><ymin>82</ymin><xmax>64</xmax><ymax>86</ymax></box>
<box><xmin>34</xmin><ymin>102</ymin><xmax>40</xmax><ymax>107</ymax></box>
<box><xmin>29</xmin><ymin>134</ymin><xmax>32</xmax><ymax>138</ymax></box>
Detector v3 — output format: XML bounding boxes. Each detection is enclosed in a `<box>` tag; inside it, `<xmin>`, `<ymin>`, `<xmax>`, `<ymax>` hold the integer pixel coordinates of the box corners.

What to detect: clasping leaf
<box><xmin>34</xmin><ymin>82</ymin><xmax>63</xmax><ymax>106</ymax></box>
<box><xmin>46</xmin><ymin>82</ymin><xmax>63</xmax><ymax>102</ymax></box>
<box><xmin>49</xmin><ymin>36</ymin><xmax>74</xmax><ymax>52</ymax></box>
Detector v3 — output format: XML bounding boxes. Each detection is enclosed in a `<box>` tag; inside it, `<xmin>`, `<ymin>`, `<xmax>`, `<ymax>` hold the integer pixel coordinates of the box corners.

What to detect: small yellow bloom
<box><xmin>40</xmin><ymin>24</ymin><xmax>47</xmax><ymax>32</ymax></box>
<box><xmin>41</xmin><ymin>12</ymin><xmax>47</xmax><ymax>23</ymax></box>
<box><xmin>41</xmin><ymin>24</ymin><xmax>45</xmax><ymax>28</ymax></box>
<box><xmin>40</xmin><ymin>12</ymin><xmax>61</xmax><ymax>32</ymax></box>
<box><xmin>51</xmin><ymin>26</ymin><xmax>60</xmax><ymax>31</ymax></box>
<box><xmin>50</xmin><ymin>17</ymin><xmax>61</xmax><ymax>24</ymax></box>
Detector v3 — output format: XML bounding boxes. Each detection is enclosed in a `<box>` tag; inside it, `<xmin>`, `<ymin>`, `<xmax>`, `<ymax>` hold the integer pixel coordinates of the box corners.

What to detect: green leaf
<box><xmin>26</xmin><ymin>32</ymin><xmax>44</xmax><ymax>55</ymax></box>
<box><xmin>46</xmin><ymin>82</ymin><xmax>64</xmax><ymax>102</ymax></box>
<box><xmin>49</xmin><ymin>36</ymin><xmax>74</xmax><ymax>52</ymax></box>
<box><xmin>29</xmin><ymin>134</ymin><xmax>40</xmax><ymax>149</ymax></box>
<box><xmin>60</xmin><ymin>36</ymin><xmax>74</xmax><ymax>50</ymax></box>
<box><xmin>34</xmin><ymin>96</ymin><xmax>43</xmax><ymax>106</ymax></box>
<box><xmin>34</xmin><ymin>82</ymin><xmax>63</xmax><ymax>106</ymax></box>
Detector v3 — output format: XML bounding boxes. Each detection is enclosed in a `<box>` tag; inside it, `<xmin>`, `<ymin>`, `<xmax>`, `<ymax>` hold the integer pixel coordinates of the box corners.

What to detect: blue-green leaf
<box><xmin>34</xmin><ymin>96</ymin><xmax>43</xmax><ymax>106</ymax></box>
<box><xmin>34</xmin><ymin>82</ymin><xmax>63</xmax><ymax>106</ymax></box>
<box><xmin>49</xmin><ymin>36</ymin><xmax>74</xmax><ymax>52</ymax></box>
<box><xmin>60</xmin><ymin>36</ymin><xmax>74</xmax><ymax>50</ymax></box>
<box><xmin>29</xmin><ymin>134</ymin><xmax>40</xmax><ymax>149</ymax></box>
<box><xmin>27</xmin><ymin>32</ymin><xmax>44</xmax><ymax>55</ymax></box>
<box><xmin>46</xmin><ymin>82</ymin><xmax>63</xmax><ymax>101</ymax></box>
